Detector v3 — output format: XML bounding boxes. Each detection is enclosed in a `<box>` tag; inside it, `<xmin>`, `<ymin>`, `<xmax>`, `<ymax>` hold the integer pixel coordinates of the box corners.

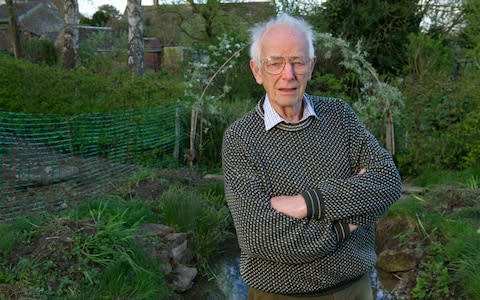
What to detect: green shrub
<box><xmin>157</xmin><ymin>184</ymin><xmax>233</xmax><ymax>269</ymax></box>
<box><xmin>24</xmin><ymin>38</ymin><xmax>57</xmax><ymax>65</ymax></box>
<box><xmin>0</xmin><ymin>55</ymin><xmax>184</xmax><ymax>114</ymax></box>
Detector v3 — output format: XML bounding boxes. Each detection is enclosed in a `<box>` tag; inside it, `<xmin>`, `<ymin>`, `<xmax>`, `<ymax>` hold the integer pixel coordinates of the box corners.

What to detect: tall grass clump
<box><xmin>157</xmin><ymin>183</ymin><xmax>233</xmax><ymax>272</ymax></box>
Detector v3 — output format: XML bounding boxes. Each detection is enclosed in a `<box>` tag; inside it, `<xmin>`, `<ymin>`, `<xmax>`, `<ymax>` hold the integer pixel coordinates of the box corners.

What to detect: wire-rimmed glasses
<box><xmin>261</xmin><ymin>56</ymin><xmax>311</xmax><ymax>75</ymax></box>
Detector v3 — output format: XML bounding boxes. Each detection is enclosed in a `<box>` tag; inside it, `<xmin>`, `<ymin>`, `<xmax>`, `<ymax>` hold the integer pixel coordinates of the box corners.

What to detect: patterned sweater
<box><xmin>221</xmin><ymin>94</ymin><xmax>402</xmax><ymax>295</ymax></box>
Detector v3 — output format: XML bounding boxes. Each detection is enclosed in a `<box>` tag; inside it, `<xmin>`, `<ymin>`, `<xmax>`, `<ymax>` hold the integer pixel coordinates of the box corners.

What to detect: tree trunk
<box><xmin>62</xmin><ymin>0</ymin><xmax>79</xmax><ymax>69</ymax></box>
<box><xmin>5</xmin><ymin>0</ymin><xmax>21</xmax><ymax>58</ymax></box>
<box><xmin>386</xmin><ymin>111</ymin><xmax>395</xmax><ymax>156</ymax></box>
<box><xmin>127</xmin><ymin>0</ymin><xmax>145</xmax><ymax>77</ymax></box>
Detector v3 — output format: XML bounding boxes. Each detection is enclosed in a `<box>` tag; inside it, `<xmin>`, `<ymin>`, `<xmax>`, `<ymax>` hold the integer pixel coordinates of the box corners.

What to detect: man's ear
<box><xmin>250</xmin><ymin>60</ymin><xmax>263</xmax><ymax>84</ymax></box>
<box><xmin>307</xmin><ymin>57</ymin><xmax>317</xmax><ymax>80</ymax></box>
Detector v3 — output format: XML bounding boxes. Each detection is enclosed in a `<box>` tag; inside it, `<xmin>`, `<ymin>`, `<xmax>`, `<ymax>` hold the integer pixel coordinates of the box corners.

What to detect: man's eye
<box><xmin>293</xmin><ymin>60</ymin><xmax>306</xmax><ymax>65</ymax></box>
<box><xmin>270</xmin><ymin>62</ymin><xmax>282</xmax><ymax>66</ymax></box>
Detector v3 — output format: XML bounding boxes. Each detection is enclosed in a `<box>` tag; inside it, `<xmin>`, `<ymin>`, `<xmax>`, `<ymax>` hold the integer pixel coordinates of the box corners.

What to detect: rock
<box><xmin>203</xmin><ymin>174</ymin><xmax>224</xmax><ymax>181</ymax></box>
<box><xmin>15</xmin><ymin>163</ymin><xmax>79</xmax><ymax>185</ymax></box>
<box><xmin>172</xmin><ymin>264</ymin><xmax>198</xmax><ymax>293</ymax></box>
<box><xmin>171</xmin><ymin>240</ymin><xmax>188</xmax><ymax>263</ymax></box>
<box><xmin>377</xmin><ymin>249</ymin><xmax>417</xmax><ymax>272</ymax></box>
<box><xmin>140</xmin><ymin>223</ymin><xmax>175</xmax><ymax>236</ymax></box>
<box><xmin>135</xmin><ymin>224</ymin><xmax>197</xmax><ymax>293</ymax></box>
<box><xmin>376</xmin><ymin>215</ymin><xmax>418</xmax><ymax>252</ymax></box>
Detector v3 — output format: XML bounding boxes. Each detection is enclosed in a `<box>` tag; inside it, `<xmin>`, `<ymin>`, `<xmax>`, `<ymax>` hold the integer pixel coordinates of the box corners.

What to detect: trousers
<box><xmin>247</xmin><ymin>274</ymin><xmax>374</xmax><ymax>300</ymax></box>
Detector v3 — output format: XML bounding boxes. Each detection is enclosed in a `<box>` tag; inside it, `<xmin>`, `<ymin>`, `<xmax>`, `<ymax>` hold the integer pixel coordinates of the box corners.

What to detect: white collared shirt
<box><xmin>263</xmin><ymin>95</ymin><xmax>318</xmax><ymax>131</ymax></box>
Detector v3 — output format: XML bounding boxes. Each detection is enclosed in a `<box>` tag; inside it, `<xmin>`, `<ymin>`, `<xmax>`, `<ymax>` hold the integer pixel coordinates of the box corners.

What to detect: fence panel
<box><xmin>0</xmin><ymin>106</ymin><xmax>184</xmax><ymax>222</ymax></box>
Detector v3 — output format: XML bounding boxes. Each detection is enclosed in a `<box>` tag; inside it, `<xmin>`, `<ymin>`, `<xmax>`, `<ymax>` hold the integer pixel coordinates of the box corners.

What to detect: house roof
<box><xmin>0</xmin><ymin>1</ymin><xmax>63</xmax><ymax>37</ymax></box>
<box><xmin>0</xmin><ymin>2</ymin><xmax>38</xmax><ymax>22</ymax></box>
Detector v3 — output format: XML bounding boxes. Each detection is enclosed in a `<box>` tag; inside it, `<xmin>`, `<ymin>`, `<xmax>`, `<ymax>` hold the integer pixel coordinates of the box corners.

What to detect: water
<box><xmin>216</xmin><ymin>256</ymin><xmax>248</xmax><ymax>299</ymax></box>
<box><xmin>209</xmin><ymin>256</ymin><xmax>395</xmax><ymax>300</ymax></box>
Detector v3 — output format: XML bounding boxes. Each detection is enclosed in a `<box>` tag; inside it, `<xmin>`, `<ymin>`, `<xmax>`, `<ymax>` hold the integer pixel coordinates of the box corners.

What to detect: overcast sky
<box><xmin>78</xmin><ymin>0</ymin><xmax>153</xmax><ymax>17</ymax></box>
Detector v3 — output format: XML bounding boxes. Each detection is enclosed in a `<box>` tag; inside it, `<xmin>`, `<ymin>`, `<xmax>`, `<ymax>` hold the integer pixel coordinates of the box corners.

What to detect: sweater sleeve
<box><xmin>302</xmin><ymin>101</ymin><xmax>402</xmax><ymax>225</ymax></box>
<box><xmin>222</xmin><ymin>126</ymin><xmax>347</xmax><ymax>265</ymax></box>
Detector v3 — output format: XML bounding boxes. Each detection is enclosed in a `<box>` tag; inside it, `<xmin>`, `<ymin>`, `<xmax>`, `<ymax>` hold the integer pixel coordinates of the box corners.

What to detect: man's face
<box><xmin>250</xmin><ymin>25</ymin><xmax>315</xmax><ymax>113</ymax></box>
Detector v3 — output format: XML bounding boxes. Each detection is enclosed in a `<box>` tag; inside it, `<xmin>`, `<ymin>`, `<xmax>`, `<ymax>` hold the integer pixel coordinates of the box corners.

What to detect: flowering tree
<box><xmin>315</xmin><ymin>33</ymin><xmax>404</xmax><ymax>155</ymax></box>
<box><xmin>183</xmin><ymin>34</ymin><xmax>246</xmax><ymax>167</ymax></box>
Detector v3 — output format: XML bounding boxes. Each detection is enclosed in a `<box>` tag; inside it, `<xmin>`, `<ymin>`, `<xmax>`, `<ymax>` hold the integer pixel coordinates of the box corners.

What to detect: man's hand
<box><xmin>270</xmin><ymin>194</ymin><xmax>307</xmax><ymax>219</ymax></box>
<box><xmin>270</xmin><ymin>168</ymin><xmax>367</xmax><ymax>222</ymax></box>
<box><xmin>358</xmin><ymin>168</ymin><xmax>367</xmax><ymax>175</ymax></box>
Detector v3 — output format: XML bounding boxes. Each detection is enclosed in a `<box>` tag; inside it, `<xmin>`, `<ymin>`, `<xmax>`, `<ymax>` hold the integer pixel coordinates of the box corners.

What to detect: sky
<box><xmin>78</xmin><ymin>0</ymin><xmax>153</xmax><ymax>18</ymax></box>
<box><xmin>0</xmin><ymin>0</ymin><xmax>139</xmax><ymax>17</ymax></box>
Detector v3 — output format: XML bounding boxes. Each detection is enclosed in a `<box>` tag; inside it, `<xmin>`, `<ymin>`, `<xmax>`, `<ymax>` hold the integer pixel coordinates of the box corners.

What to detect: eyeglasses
<box><xmin>261</xmin><ymin>56</ymin><xmax>311</xmax><ymax>75</ymax></box>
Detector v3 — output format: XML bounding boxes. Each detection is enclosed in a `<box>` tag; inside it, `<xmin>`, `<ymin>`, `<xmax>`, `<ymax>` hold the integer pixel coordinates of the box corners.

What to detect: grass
<box><xmin>389</xmin><ymin>169</ymin><xmax>480</xmax><ymax>299</ymax></box>
<box><xmin>1</xmin><ymin>167</ymin><xmax>479</xmax><ymax>299</ymax></box>
<box><xmin>408</xmin><ymin>166</ymin><xmax>480</xmax><ymax>188</ymax></box>
<box><xmin>0</xmin><ymin>169</ymin><xmax>232</xmax><ymax>299</ymax></box>
<box><xmin>156</xmin><ymin>183</ymin><xmax>234</xmax><ymax>276</ymax></box>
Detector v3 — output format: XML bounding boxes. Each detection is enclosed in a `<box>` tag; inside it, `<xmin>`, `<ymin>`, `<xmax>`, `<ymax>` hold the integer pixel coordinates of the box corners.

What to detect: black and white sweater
<box><xmin>221</xmin><ymin>94</ymin><xmax>402</xmax><ymax>295</ymax></box>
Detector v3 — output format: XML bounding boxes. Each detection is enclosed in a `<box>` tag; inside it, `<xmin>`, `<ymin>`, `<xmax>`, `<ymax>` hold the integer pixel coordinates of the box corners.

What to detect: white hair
<box><xmin>249</xmin><ymin>13</ymin><xmax>315</xmax><ymax>65</ymax></box>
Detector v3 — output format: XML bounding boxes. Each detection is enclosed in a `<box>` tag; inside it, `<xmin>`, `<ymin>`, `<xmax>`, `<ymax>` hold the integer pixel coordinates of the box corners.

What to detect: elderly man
<box><xmin>222</xmin><ymin>13</ymin><xmax>402</xmax><ymax>300</ymax></box>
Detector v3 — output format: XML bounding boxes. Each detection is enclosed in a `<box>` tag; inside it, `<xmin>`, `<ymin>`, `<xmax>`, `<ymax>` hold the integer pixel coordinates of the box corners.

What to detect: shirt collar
<box><xmin>263</xmin><ymin>94</ymin><xmax>318</xmax><ymax>131</ymax></box>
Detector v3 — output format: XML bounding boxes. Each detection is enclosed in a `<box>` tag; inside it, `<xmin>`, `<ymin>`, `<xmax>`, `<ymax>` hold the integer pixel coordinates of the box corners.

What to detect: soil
<box><xmin>2</xmin><ymin>170</ymin><xmax>478</xmax><ymax>299</ymax></box>
<box><xmin>0</xmin><ymin>168</ymin><xmax>211</xmax><ymax>299</ymax></box>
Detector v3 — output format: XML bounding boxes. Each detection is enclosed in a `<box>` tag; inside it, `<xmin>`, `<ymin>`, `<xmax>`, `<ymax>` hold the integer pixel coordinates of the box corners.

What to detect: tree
<box><xmin>418</xmin><ymin>0</ymin><xmax>465</xmax><ymax>35</ymax></box>
<box><xmin>98</xmin><ymin>4</ymin><xmax>122</xmax><ymax>20</ymax></box>
<box><xmin>312</xmin><ymin>33</ymin><xmax>404</xmax><ymax>156</ymax></box>
<box><xmin>318</xmin><ymin>0</ymin><xmax>423</xmax><ymax>77</ymax></box>
<box><xmin>127</xmin><ymin>0</ymin><xmax>144</xmax><ymax>77</ymax></box>
<box><xmin>463</xmin><ymin>0</ymin><xmax>480</xmax><ymax>68</ymax></box>
<box><xmin>80</xmin><ymin>4</ymin><xmax>122</xmax><ymax>27</ymax></box>
<box><xmin>276</xmin><ymin>0</ymin><xmax>318</xmax><ymax>15</ymax></box>
<box><xmin>5</xmin><ymin>0</ymin><xmax>21</xmax><ymax>58</ymax></box>
<box><xmin>146</xmin><ymin>0</ymin><xmax>273</xmax><ymax>47</ymax></box>
<box><xmin>62</xmin><ymin>0</ymin><xmax>79</xmax><ymax>69</ymax></box>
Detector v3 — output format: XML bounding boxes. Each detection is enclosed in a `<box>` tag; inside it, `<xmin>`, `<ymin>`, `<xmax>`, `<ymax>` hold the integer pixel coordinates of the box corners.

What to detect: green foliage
<box><xmin>0</xmin><ymin>198</ymin><xmax>170</xmax><ymax>299</ymax></box>
<box><xmin>0</xmin><ymin>55</ymin><xmax>184</xmax><ymax>114</ymax></box>
<box><xmin>157</xmin><ymin>184</ymin><xmax>233</xmax><ymax>268</ymax></box>
<box><xmin>77</xmin><ymin>30</ymin><xmax>128</xmax><ymax>74</ymax></box>
<box><xmin>312</xmin><ymin>33</ymin><xmax>404</xmax><ymax>145</ymax></box>
<box><xmin>182</xmin><ymin>34</ymin><xmax>259</xmax><ymax>169</ymax></box>
<box><xmin>412</xmin><ymin>243</ymin><xmax>452</xmax><ymax>299</ymax></box>
<box><xmin>196</xmin><ymin>99</ymin><xmax>255</xmax><ymax>170</ymax></box>
<box><xmin>24</xmin><ymin>38</ymin><xmax>57</xmax><ymax>66</ymax></box>
<box><xmin>0</xmin><ymin>217</ymin><xmax>44</xmax><ymax>261</ymax></box>
<box><xmin>460</xmin><ymin>0</ymin><xmax>480</xmax><ymax>67</ymax></box>
<box><xmin>395</xmin><ymin>172</ymin><xmax>480</xmax><ymax>299</ymax></box>
<box><xmin>80</xmin><ymin>4</ymin><xmax>122</xmax><ymax>26</ymax></box>
<box><xmin>396</xmin><ymin>33</ymin><xmax>479</xmax><ymax>174</ymax></box>
<box><xmin>318</xmin><ymin>0</ymin><xmax>422</xmax><ymax>76</ymax></box>
<box><xmin>408</xmin><ymin>167</ymin><xmax>480</xmax><ymax>187</ymax></box>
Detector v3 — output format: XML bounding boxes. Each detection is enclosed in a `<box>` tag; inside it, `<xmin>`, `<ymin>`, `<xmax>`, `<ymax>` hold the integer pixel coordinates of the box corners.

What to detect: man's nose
<box><xmin>281</xmin><ymin>62</ymin><xmax>296</xmax><ymax>79</ymax></box>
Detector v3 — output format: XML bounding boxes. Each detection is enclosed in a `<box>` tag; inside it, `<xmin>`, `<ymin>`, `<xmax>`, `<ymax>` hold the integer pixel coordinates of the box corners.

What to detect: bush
<box><xmin>24</xmin><ymin>38</ymin><xmax>57</xmax><ymax>66</ymax></box>
<box><xmin>157</xmin><ymin>184</ymin><xmax>233</xmax><ymax>269</ymax></box>
<box><xmin>0</xmin><ymin>55</ymin><xmax>184</xmax><ymax>114</ymax></box>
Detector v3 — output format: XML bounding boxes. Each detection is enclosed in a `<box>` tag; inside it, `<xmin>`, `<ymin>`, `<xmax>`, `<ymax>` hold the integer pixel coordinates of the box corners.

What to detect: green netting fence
<box><xmin>0</xmin><ymin>105</ymin><xmax>186</xmax><ymax>223</ymax></box>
